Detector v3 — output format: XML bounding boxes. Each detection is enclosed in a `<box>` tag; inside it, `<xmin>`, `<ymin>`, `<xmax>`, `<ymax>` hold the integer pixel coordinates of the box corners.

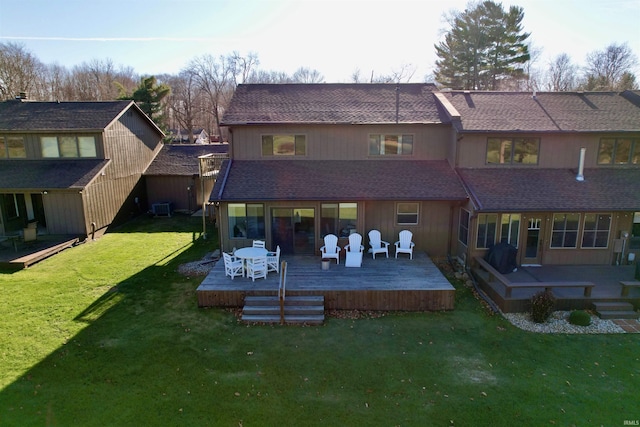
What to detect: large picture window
<box><xmin>40</xmin><ymin>135</ymin><xmax>97</xmax><ymax>158</ymax></box>
<box><xmin>551</xmin><ymin>213</ymin><xmax>580</xmax><ymax>248</ymax></box>
<box><xmin>458</xmin><ymin>209</ymin><xmax>470</xmax><ymax>246</ymax></box>
<box><xmin>476</xmin><ymin>214</ymin><xmax>497</xmax><ymax>249</ymax></box>
<box><xmin>321</xmin><ymin>203</ymin><xmax>357</xmax><ymax>237</ymax></box>
<box><xmin>262</xmin><ymin>135</ymin><xmax>306</xmax><ymax>156</ymax></box>
<box><xmin>0</xmin><ymin>136</ymin><xmax>26</xmax><ymax>158</ymax></box>
<box><xmin>397</xmin><ymin>203</ymin><xmax>419</xmax><ymax>225</ymax></box>
<box><xmin>228</xmin><ymin>203</ymin><xmax>265</xmax><ymax>239</ymax></box>
<box><xmin>597</xmin><ymin>138</ymin><xmax>640</xmax><ymax>165</ymax></box>
<box><xmin>486</xmin><ymin>138</ymin><xmax>539</xmax><ymax>164</ymax></box>
<box><xmin>369</xmin><ymin>134</ymin><xmax>413</xmax><ymax>156</ymax></box>
<box><xmin>581</xmin><ymin>213</ymin><xmax>611</xmax><ymax>248</ymax></box>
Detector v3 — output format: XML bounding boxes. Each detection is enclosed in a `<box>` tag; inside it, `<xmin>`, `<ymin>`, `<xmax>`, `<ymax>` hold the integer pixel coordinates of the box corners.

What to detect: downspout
<box><xmin>576</xmin><ymin>147</ymin><xmax>586</xmax><ymax>182</ymax></box>
<box><xmin>216</xmin><ymin>159</ymin><xmax>232</xmax><ymax>252</ymax></box>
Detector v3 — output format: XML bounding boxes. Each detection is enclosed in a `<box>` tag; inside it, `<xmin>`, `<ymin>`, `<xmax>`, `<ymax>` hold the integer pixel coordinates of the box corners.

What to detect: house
<box><xmin>212</xmin><ymin>84</ymin><xmax>640</xmax><ymax>268</ymax></box>
<box><xmin>144</xmin><ymin>143</ymin><xmax>228</xmax><ymax>214</ymax></box>
<box><xmin>211</xmin><ymin>83</ymin><xmax>469</xmax><ymax>256</ymax></box>
<box><xmin>0</xmin><ymin>99</ymin><xmax>164</xmax><ymax>240</ymax></box>
<box><xmin>168</xmin><ymin>128</ymin><xmax>209</xmax><ymax>144</ymax></box>
<box><xmin>443</xmin><ymin>90</ymin><xmax>640</xmax><ymax>266</ymax></box>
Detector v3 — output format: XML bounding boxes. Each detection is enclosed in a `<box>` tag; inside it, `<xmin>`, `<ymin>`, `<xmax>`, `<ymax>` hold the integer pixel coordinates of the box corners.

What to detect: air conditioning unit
<box><xmin>152</xmin><ymin>202</ymin><xmax>172</xmax><ymax>217</ymax></box>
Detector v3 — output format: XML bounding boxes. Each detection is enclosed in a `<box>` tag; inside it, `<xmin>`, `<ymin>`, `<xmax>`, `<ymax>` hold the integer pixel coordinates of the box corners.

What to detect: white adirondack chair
<box><xmin>246</xmin><ymin>256</ymin><xmax>268</xmax><ymax>281</ymax></box>
<box><xmin>252</xmin><ymin>240</ymin><xmax>266</xmax><ymax>249</ymax></box>
<box><xmin>320</xmin><ymin>234</ymin><xmax>340</xmax><ymax>264</ymax></box>
<box><xmin>266</xmin><ymin>245</ymin><xmax>281</xmax><ymax>273</ymax></box>
<box><xmin>223</xmin><ymin>252</ymin><xmax>244</xmax><ymax>279</ymax></box>
<box><xmin>395</xmin><ymin>230</ymin><xmax>415</xmax><ymax>259</ymax></box>
<box><xmin>367</xmin><ymin>229</ymin><xmax>389</xmax><ymax>259</ymax></box>
<box><xmin>344</xmin><ymin>232</ymin><xmax>364</xmax><ymax>267</ymax></box>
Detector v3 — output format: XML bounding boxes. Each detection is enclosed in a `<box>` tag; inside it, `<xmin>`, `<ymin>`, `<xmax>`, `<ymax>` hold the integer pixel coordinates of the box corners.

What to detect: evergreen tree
<box><xmin>118</xmin><ymin>75</ymin><xmax>170</xmax><ymax>132</ymax></box>
<box><xmin>434</xmin><ymin>1</ymin><xmax>530</xmax><ymax>90</ymax></box>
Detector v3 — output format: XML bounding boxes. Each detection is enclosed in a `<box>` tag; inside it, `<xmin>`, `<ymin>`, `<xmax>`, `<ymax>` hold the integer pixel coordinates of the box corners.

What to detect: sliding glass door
<box><xmin>271</xmin><ymin>208</ymin><xmax>315</xmax><ymax>255</ymax></box>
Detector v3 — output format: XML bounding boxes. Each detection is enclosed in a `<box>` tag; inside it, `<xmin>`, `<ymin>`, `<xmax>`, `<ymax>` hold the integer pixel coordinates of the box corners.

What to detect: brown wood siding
<box><xmin>457</xmin><ymin>132</ymin><xmax>640</xmax><ymax>168</ymax></box>
<box><xmin>231</xmin><ymin>124</ymin><xmax>450</xmax><ymax>161</ymax></box>
<box><xmin>43</xmin><ymin>192</ymin><xmax>85</xmax><ymax>234</ymax></box>
<box><xmin>145</xmin><ymin>175</ymin><xmax>211</xmax><ymax>212</ymax></box>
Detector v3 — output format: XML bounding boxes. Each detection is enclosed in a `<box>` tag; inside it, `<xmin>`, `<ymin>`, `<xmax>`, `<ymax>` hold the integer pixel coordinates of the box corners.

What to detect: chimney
<box><xmin>576</xmin><ymin>147</ymin><xmax>586</xmax><ymax>181</ymax></box>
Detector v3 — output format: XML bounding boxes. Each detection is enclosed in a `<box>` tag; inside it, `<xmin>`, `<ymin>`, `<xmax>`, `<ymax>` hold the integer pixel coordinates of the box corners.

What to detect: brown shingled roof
<box><xmin>443</xmin><ymin>91</ymin><xmax>640</xmax><ymax>133</ymax></box>
<box><xmin>212</xmin><ymin>160</ymin><xmax>468</xmax><ymax>202</ymax></box>
<box><xmin>0</xmin><ymin>159</ymin><xmax>110</xmax><ymax>190</ymax></box>
<box><xmin>457</xmin><ymin>167</ymin><xmax>640</xmax><ymax>211</ymax></box>
<box><xmin>221</xmin><ymin>84</ymin><xmax>448</xmax><ymax>125</ymax></box>
<box><xmin>144</xmin><ymin>144</ymin><xmax>229</xmax><ymax>176</ymax></box>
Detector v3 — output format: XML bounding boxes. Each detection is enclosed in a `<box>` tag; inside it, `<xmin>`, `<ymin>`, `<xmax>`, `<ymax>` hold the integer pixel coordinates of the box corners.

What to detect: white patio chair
<box><xmin>223</xmin><ymin>252</ymin><xmax>244</xmax><ymax>279</ymax></box>
<box><xmin>367</xmin><ymin>229</ymin><xmax>389</xmax><ymax>259</ymax></box>
<box><xmin>344</xmin><ymin>232</ymin><xmax>364</xmax><ymax>267</ymax></box>
<box><xmin>395</xmin><ymin>230</ymin><xmax>415</xmax><ymax>259</ymax></box>
<box><xmin>246</xmin><ymin>256</ymin><xmax>268</xmax><ymax>281</ymax></box>
<box><xmin>266</xmin><ymin>245</ymin><xmax>281</xmax><ymax>273</ymax></box>
<box><xmin>252</xmin><ymin>240</ymin><xmax>266</xmax><ymax>249</ymax></box>
<box><xmin>320</xmin><ymin>234</ymin><xmax>340</xmax><ymax>264</ymax></box>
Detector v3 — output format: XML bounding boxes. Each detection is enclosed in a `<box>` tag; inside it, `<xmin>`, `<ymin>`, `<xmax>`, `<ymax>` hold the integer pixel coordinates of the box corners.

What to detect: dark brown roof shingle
<box><xmin>457</xmin><ymin>167</ymin><xmax>640</xmax><ymax>211</ymax></box>
<box><xmin>212</xmin><ymin>160</ymin><xmax>468</xmax><ymax>202</ymax></box>
<box><xmin>144</xmin><ymin>144</ymin><xmax>229</xmax><ymax>176</ymax></box>
<box><xmin>221</xmin><ymin>83</ymin><xmax>448</xmax><ymax>125</ymax></box>
<box><xmin>0</xmin><ymin>159</ymin><xmax>110</xmax><ymax>190</ymax></box>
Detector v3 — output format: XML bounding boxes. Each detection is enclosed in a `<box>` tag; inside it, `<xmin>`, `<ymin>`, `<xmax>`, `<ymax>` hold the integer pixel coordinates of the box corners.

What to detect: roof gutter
<box><xmin>216</xmin><ymin>159</ymin><xmax>232</xmax><ymax>201</ymax></box>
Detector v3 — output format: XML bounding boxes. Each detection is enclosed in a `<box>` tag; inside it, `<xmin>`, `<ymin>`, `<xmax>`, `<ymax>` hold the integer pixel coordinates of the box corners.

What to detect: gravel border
<box><xmin>502</xmin><ymin>311</ymin><xmax>627</xmax><ymax>334</ymax></box>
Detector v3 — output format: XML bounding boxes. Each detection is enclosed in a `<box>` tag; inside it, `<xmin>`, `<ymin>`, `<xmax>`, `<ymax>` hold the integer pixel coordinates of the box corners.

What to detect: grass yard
<box><xmin>0</xmin><ymin>215</ymin><xmax>638</xmax><ymax>426</ymax></box>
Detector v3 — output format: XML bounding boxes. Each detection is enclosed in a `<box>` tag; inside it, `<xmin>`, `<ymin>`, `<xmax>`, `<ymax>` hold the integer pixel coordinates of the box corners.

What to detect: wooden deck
<box><xmin>471</xmin><ymin>259</ymin><xmax>640</xmax><ymax>312</ymax></box>
<box><xmin>0</xmin><ymin>235</ymin><xmax>80</xmax><ymax>269</ymax></box>
<box><xmin>197</xmin><ymin>252</ymin><xmax>455</xmax><ymax>311</ymax></box>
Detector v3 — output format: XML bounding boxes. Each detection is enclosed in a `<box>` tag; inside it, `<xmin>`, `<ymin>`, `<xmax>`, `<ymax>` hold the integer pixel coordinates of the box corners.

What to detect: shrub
<box><xmin>530</xmin><ymin>290</ymin><xmax>556</xmax><ymax>323</ymax></box>
<box><xmin>568</xmin><ymin>310</ymin><xmax>592</xmax><ymax>326</ymax></box>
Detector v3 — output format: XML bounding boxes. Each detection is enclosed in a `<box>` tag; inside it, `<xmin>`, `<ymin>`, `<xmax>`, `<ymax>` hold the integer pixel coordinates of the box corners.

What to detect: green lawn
<box><xmin>0</xmin><ymin>216</ymin><xmax>638</xmax><ymax>426</ymax></box>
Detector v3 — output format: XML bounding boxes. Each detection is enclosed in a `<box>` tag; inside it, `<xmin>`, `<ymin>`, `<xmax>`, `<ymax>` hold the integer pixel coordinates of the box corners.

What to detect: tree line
<box><xmin>1</xmin><ymin>0</ymin><xmax>637</xmax><ymax>139</ymax></box>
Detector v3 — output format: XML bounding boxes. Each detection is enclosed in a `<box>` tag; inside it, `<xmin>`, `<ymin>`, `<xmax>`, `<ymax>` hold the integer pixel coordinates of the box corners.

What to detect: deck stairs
<box><xmin>593</xmin><ymin>302</ymin><xmax>639</xmax><ymax>319</ymax></box>
<box><xmin>241</xmin><ymin>295</ymin><xmax>325</xmax><ymax>325</ymax></box>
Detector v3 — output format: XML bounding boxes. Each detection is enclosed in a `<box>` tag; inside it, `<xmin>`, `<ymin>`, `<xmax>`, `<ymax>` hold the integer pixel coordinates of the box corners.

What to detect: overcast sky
<box><xmin>1</xmin><ymin>0</ymin><xmax>638</xmax><ymax>82</ymax></box>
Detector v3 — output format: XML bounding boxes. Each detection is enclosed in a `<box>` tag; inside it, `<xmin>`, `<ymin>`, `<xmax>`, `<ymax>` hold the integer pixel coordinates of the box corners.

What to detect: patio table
<box><xmin>234</xmin><ymin>247</ymin><xmax>269</xmax><ymax>277</ymax></box>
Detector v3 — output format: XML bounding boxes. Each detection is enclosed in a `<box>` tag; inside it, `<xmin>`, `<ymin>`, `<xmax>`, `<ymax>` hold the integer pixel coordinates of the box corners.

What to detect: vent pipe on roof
<box><xmin>576</xmin><ymin>147</ymin><xmax>586</xmax><ymax>181</ymax></box>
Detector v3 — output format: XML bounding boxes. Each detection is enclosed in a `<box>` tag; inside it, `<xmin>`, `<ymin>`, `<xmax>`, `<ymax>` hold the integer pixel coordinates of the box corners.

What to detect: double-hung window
<box><xmin>581</xmin><ymin>213</ymin><xmax>611</xmax><ymax>248</ymax></box>
<box><xmin>397</xmin><ymin>203</ymin><xmax>419</xmax><ymax>225</ymax></box>
<box><xmin>262</xmin><ymin>135</ymin><xmax>306</xmax><ymax>156</ymax></box>
<box><xmin>550</xmin><ymin>213</ymin><xmax>580</xmax><ymax>248</ymax></box>
<box><xmin>369</xmin><ymin>134</ymin><xmax>413</xmax><ymax>156</ymax></box>
<box><xmin>486</xmin><ymin>138</ymin><xmax>539</xmax><ymax>164</ymax></box>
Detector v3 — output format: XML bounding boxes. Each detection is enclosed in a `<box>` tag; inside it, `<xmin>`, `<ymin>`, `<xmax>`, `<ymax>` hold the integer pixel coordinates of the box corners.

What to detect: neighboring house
<box><xmin>168</xmin><ymin>128</ymin><xmax>209</xmax><ymax>144</ymax></box>
<box><xmin>0</xmin><ymin>99</ymin><xmax>164</xmax><ymax>239</ymax></box>
<box><xmin>212</xmin><ymin>84</ymin><xmax>640</xmax><ymax>267</ymax></box>
<box><xmin>443</xmin><ymin>90</ymin><xmax>640</xmax><ymax>266</ymax></box>
<box><xmin>144</xmin><ymin>143</ymin><xmax>228</xmax><ymax>214</ymax></box>
<box><xmin>212</xmin><ymin>83</ymin><xmax>469</xmax><ymax>256</ymax></box>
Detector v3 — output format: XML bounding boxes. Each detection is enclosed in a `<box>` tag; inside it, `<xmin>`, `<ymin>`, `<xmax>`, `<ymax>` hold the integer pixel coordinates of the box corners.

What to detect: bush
<box><xmin>568</xmin><ymin>310</ymin><xmax>592</xmax><ymax>326</ymax></box>
<box><xmin>530</xmin><ymin>290</ymin><xmax>556</xmax><ymax>323</ymax></box>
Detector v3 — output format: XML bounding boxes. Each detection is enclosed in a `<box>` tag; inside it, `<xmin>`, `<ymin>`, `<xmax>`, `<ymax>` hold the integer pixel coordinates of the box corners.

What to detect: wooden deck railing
<box><xmin>473</xmin><ymin>257</ymin><xmax>595</xmax><ymax>298</ymax></box>
<box><xmin>278</xmin><ymin>261</ymin><xmax>287</xmax><ymax>325</ymax></box>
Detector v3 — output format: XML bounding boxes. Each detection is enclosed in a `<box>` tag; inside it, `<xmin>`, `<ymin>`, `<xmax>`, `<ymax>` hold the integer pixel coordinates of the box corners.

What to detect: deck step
<box><xmin>593</xmin><ymin>302</ymin><xmax>639</xmax><ymax>319</ymax></box>
<box><xmin>242</xmin><ymin>295</ymin><xmax>325</xmax><ymax>324</ymax></box>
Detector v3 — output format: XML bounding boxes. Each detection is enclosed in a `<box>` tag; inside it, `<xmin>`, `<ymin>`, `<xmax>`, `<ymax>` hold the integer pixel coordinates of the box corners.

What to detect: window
<box><xmin>262</xmin><ymin>135</ymin><xmax>306</xmax><ymax>156</ymax></box>
<box><xmin>597</xmin><ymin>138</ymin><xmax>640</xmax><ymax>165</ymax></box>
<box><xmin>476</xmin><ymin>214</ymin><xmax>497</xmax><ymax>249</ymax></box>
<box><xmin>397</xmin><ymin>203</ymin><xmax>418</xmax><ymax>225</ymax></box>
<box><xmin>1</xmin><ymin>194</ymin><xmax>19</xmax><ymax>219</ymax></box>
<box><xmin>0</xmin><ymin>136</ymin><xmax>26</xmax><ymax>158</ymax></box>
<box><xmin>581</xmin><ymin>213</ymin><xmax>611</xmax><ymax>248</ymax></box>
<box><xmin>369</xmin><ymin>134</ymin><xmax>413</xmax><ymax>156</ymax></box>
<box><xmin>40</xmin><ymin>135</ymin><xmax>97</xmax><ymax>158</ymax></box>
<box><xmin>500</xmin><ymin>214</ymin><xmax>521</xmax><ymax>247</ymax></box>
<box><xmin>228</xmin><ymin>203</ymin><xmax>265</xmax><ymax>239</ymax></box>
<box><xmin>486</xmin><ymin>138</ymin><xmax>539</xmax><ymax>164</ymax></box>
<box><xmin>321</xmin><ymin>203</ymin><xmax>357</xmax><ymax>237</ymax></box>
<box><xmin>551</xmin><ymin>213</ymin><xmax>580</xmax><ymax>248</ymax></box>
<box><xmin>458</xmin><ymin>209</ymin><xmax>470</xmax><ymax>246</ymax></box>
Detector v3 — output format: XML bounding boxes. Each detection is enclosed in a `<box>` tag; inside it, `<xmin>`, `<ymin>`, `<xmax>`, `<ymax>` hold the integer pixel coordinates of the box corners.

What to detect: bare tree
<box><xmin>228</xmin><ymin>51</ymin><xmax>259</xmax><ymax>86</ymax></box>
<box><xmin>164</xmin><ymin>70</ymin><xmax>205</xmax><ymax>143</ymax></box>
<box><xmin>582</xmin><ymin>43</ymin><xmax>638</xmax><ymax>90</ymax></box>
<box><xmin>546</xmin><ymin>53</ymin><xmax>577</xmax><ymax>91</ymax></box>
<box><xmin>0</xmin><ymin>42</ymin><xmax>43</xmax><ymax>100</ymax></box>
<box><xmin>292</xmin><ymin>67</ymin><xmax>325</xmax><ymax>83</ymax></box>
